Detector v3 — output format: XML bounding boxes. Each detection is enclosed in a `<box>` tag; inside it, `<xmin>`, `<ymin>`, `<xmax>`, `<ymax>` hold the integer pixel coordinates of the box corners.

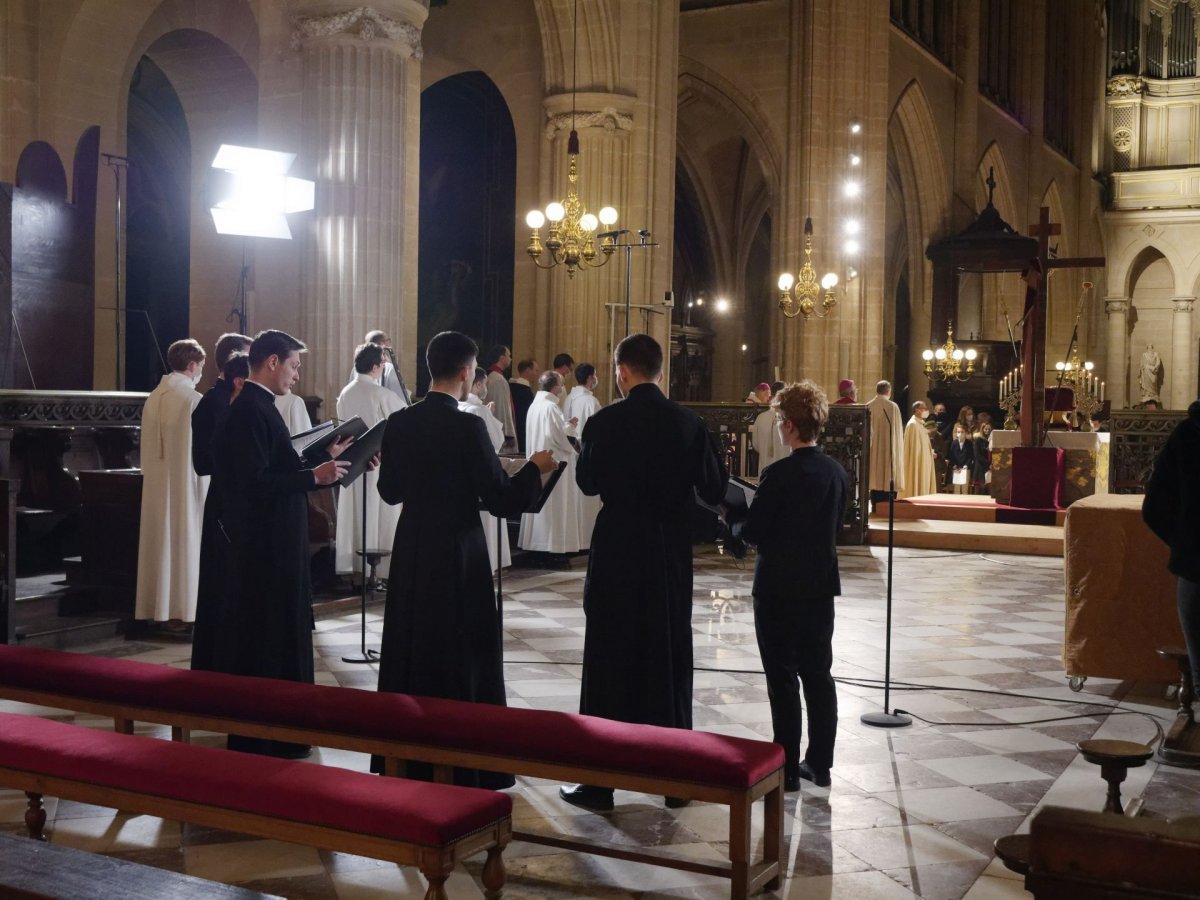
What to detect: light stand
<box><xmin>342</xmin><ymin>472</ymin><xmax>381</xmax><ymax>665</ymax></box>
<box><xmin>226</xmin><ymin>239</ymin><xmax>249</xmax><ymax>336</ymax></box>
<box><xmin>861</xmin><ymin>406</ymin><xmax>912</xmax><ymax>729</ymax></box>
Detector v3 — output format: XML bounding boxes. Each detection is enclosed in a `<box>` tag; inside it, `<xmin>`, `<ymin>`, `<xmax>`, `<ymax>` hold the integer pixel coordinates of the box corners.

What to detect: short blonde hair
<box><xmin>772</xmin><ymin>379</ymin><xmax>828</xmax><ymax>442</ymax></box>
<box><xmin>166</xmin><ymin>339</ymin><xmax>205</xmax><ymax>372</ymax></box>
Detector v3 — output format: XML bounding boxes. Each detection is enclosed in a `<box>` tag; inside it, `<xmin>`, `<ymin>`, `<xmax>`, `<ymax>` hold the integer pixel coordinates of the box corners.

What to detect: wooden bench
<box><xmin>1024</xmin><ymin>805</ymin><xmax>1200</xmax><ymax>898</ymax></box>
<box><xmin>0</xmin><ymin>645</ymin><xmax>784</xmax><ymax>898</ymax></box>
<box><xmin>0</xmin><ymin>712</ymin><xmax>510</xmax><ymax>900</ymax></box>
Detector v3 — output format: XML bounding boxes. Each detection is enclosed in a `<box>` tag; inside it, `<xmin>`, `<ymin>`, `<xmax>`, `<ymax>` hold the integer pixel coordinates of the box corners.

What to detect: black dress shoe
<box><xmin>664</xmin><ymin>796</ymin><xmax>691</xmax><ymax>809</ymax></box>
<box><xmin>559</xmin><ymin>784</ymin><xmax>614</xmax><ymax>812</ymax></box>
<box><xmin>784</xmin><ymin>774</ymin><xmax>801</xmax><ymax>792</ymax></box>
<box><xmin>797</xmin><ymin>761</ymin><xmax>831</xmax><ymax>788</ymax></box>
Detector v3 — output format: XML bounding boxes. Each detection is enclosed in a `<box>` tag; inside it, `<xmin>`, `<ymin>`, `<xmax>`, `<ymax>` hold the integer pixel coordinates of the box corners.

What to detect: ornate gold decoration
<box><xmin>922</xmin><ymin>322</ymin><xmax>976</xmax><ymax>382</ymax></box>
<box><xmin>1106</xmin><ymin>75</ymin><xmax>1144</xmax><ymax>96</ymax></box>
<box><xmin>777</xmin><ymin>218</ymin><xmax>838</xmax><ymax>319</ymax></box>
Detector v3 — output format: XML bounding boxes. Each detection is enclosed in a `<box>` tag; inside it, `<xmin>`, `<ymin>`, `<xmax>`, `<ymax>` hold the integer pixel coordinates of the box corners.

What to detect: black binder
<box><xmin>528</xmin><ymin>461</ymin><xmax>568</xmax><ymax>513</ymax></box>
<box><xmin>301</xmin><ymin>415</ymin><xmax>367</xmax><ymax>463</ymax></box>
<box><xmin>335</xmin><ymin>419</ymin><xmax>388</xmax><ymax>486</ymax></box>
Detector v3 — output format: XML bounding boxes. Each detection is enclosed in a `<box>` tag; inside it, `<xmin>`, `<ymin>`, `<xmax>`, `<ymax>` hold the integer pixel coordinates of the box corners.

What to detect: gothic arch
<box><xmin>975</xmin><ymin>142</ymin><xmax>1018</xmax><ymax>226</ymax></box>
<box><xmin>534</xmin><ymin>0</ymin><xmax>619</xmax><ymax>93</ymax></box>
<box><xmin>888</xmin><ymin>80</ymin><xmax>949</xmax><ymax>244</ymax></box>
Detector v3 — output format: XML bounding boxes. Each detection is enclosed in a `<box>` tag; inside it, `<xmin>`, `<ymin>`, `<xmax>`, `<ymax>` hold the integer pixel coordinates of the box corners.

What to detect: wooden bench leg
<box><xmin>24</xmin><ymin>792</ymin><xmax>47</xmax><ymax>841</ymax></box>
<box><xmin>113</xmin><ymin>717</ymin><xmax>134</xmax><ymax>735</ymax></box>
<box><xmin>419</xmin><ymin>865</ymin><xmax>450</xmax><ymax>900</ymax></box>
<box><xmin>763</xmin><ymin>783</ymin><xmax>783</xmax><ymax>891</ymax></box>
<box><xmin>482</xmin><ymin>845</ymin><xmax>506</xmax><ymax>899</ymax></box>
<box><xmin>729</xmin><ymin>796</ymin><xmax>750</xmax><ymax>899</ymax></box>
<box><xmin>432</xmin><ymin>764</ymin><xmax>454</xmax><ymax>785</ymax></box>
<box><xmin>383</xmin><ymin>757</ymin><xmax>404</xmax><ymax>778</ymax></box>
<box><xmin>170</xmin><ymin>726</ymin><xmax>190</xmax><ymax>743</ymax></box>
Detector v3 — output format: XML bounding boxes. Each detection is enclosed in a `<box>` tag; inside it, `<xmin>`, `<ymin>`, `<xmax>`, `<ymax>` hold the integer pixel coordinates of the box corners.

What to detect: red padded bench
<box><xmin>0</xmin><ymin>713</ymin><xmax>510</xmax><ymax>900</ymax></box>
<box><xmin>0</xmin><ymin>645</ymin><xmax>783</xmax><ymax>898</ymax></box>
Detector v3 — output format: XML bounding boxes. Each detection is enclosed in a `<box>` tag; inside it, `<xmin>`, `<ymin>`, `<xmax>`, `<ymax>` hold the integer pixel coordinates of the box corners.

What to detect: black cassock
<box><xmin>211</xmin><ymin>383</ymin><xmax>327</xmax><ymax>692</ymax></box>
<box><xmin>190</xmin><ymin>377</ymin><xmax>233</xmax><ymax>672</ymax></box>
<box><xmin>375</xmin><ymin>391</ymin><xmax>542</xmax><ymax>787</ymax></box>
<box><xmin>576</xmin><ymin>383</ymin><xmax>727</xmax><ymax>729</ymax></box>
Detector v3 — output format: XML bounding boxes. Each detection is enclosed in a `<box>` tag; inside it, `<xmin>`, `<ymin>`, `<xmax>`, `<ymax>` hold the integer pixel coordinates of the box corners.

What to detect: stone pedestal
<box><xmin>290</xmin><ymin>2</ymin><xmax>426</xmax><ymax>405</ymax></box>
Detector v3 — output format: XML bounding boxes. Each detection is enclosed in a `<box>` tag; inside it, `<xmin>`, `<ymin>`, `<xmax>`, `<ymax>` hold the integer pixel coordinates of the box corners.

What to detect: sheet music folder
<box><xmin>291</xmin><ymin>420</ymin><xmax>334</xmax><ymax>454</ymax></box>
<box><xmin>336</xmin><ymin>419</ymin><xmax>387</xmax><ymax>486</ymax></box>
<box><xmin>301</xmin><ymin>416</ymin><xmax>367</xmax><ymax>460</ymax></box>
<box><xmin>695</xmin><ymin>476</ymin><xmax>756</xmax><ymax>517</ymax></box>
<box><xmin>489</xmin><ymin>457</ymin><xmax>568</xmax><ymax>513</ymax></box>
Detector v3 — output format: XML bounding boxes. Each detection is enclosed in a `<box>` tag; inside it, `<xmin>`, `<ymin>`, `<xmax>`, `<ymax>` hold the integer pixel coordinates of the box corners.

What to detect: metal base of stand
<box><xmin>861</xmin><ymin>711</ymin><xmax>912</xmax><ymax>728</ymax></box>
<box><xmin>341</xmin><ymin>648</ymin><xmax>381</xmax><ymax>665</ymax></box>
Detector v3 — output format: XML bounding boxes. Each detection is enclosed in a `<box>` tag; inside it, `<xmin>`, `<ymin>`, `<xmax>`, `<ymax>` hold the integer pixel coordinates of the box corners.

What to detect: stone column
<box><xmin>1104</xmin><ymin>298</ymin><xmax>1129</xmax><ymax>408</ymax></box>
<box><xmin>1172</xmin><ymin>297</ymin><xmax>1195</xmax><ymax>408</ymax></box>
<box><xmin>290</xmin><ymin>2</ymin><xmax>426</xmax><ymax>407</ymax></box>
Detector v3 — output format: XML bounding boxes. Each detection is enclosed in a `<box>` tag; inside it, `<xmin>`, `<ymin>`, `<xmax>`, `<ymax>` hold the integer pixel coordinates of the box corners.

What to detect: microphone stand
<box><xmin>342</xmin><ymin>469</ymin><xmax>381</xmax><ymax>664</ymax></box>
<box><xmin>861</xmin><ymin>403</ymin><xmax>911</xmax><ymax>728</ymax></box>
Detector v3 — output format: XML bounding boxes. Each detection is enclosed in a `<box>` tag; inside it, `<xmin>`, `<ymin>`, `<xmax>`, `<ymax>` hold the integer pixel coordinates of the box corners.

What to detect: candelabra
<box><xmin>777</xmin><ymin>218</ymin><xmax>838</xmax><ymax>319</ymax></box>
<box><xmin>922</xmin><ymin>323</ymin><xmax>976</xmax><ymax>382</ymax></box>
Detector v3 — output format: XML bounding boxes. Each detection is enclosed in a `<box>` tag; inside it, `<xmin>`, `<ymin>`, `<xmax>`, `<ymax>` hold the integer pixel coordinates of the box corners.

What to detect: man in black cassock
<box><xmin>375</xmin><ymin>331</ymin><xmax>555</xmax><ymax>788</ymax></box>
<box><xmin>211</xmin><ymin>330</ymin><xmax>349</xmax><ymax>758</ymax></box>
<box><xmin>560</xmin><ymin>333</ymin><xmax>727</xmax><ymax>812</ymax></box>
<box><xmin>190</xmin><ymin>332</ymin><xmax>250</xmax><ymax>672</ymax></box>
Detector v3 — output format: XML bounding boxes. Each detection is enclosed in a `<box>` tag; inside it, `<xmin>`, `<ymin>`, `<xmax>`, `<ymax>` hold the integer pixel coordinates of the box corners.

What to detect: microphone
<box><xmin>598</xmin><ymin>229</ymin><xmax>629</xmax><ymax>240</ymax></box>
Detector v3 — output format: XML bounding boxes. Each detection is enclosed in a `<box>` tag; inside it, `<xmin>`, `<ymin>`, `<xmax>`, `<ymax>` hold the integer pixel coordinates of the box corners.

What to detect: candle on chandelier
<box><xmin>1100</xmin><ymin>381</ymin><xmax>1105</xmax><ymax>403</ymax></box>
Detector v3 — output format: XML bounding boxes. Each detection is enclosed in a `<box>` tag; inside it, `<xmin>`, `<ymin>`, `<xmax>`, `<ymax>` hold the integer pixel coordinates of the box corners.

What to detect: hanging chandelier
<box><xmin>522</xmin><ymin>0</ymin><xmax>617</xmax><ymax>279</ymax></box>
<box><xmin>922</xmin><ymin>322</ymin><xmax>976</xmax><ymax>382</ymax></box>
<box><xmin>777</xmin><ymin>218</ymin><xmax>838</xmax><ymax>319</ymax></box>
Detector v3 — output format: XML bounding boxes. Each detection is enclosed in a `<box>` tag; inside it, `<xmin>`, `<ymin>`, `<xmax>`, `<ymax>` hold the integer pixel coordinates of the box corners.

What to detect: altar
<box><xmin>989</xmin><ymin>430</ymin><xmax>1110</xmax><ymax>507</ymax></box>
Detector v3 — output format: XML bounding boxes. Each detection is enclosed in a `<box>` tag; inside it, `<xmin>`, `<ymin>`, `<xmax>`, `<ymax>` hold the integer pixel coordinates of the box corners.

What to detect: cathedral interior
<box><xmin>3</xmin><ymin>1</ymin><xmax>1200</xmax><ymax>898</ymax></box>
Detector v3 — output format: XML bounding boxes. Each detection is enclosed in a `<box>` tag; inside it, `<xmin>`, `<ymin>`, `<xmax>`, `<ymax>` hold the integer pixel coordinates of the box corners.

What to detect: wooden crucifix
<box><xmin>1019</xmin><ymin>207</ymin><xmax>1106</xmax><ymax>447</ymax></box>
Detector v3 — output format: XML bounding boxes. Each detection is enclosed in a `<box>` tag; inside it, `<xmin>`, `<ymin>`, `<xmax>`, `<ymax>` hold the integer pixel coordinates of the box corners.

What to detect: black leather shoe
<box><xmin>559</xmin><ymin>784</ymin><xmax>614</xmax><ymax>812</ymax></box>
<box><xmin>797</xmin><ymin>761</ymin><xmax>831</xmax><ymax>788</ymax></box>
<box><xmin>664</xmin><ymin>796</ymin><xmax>691</xmax><ymax>809</ymax></box>
<box><xmin>784</xmin><ymin>774</ymin><xmax>801</xmax><ymax>792</ymax></box>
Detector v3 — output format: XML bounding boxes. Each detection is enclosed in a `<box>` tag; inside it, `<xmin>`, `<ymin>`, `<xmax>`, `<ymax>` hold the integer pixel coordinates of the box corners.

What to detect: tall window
<box><xmin>979</xmin><ymin>0</ymin><xmax>1016</xmax><ymax>116</ymax></box>
<box><xmin>890</xmin><ymin>0</ymin><xmax>954</xmax><ymax>65</ymax></box>
<box><xmin>1168</xmin><ymin>2</ymin><xmax>1197</xmax><ymax>79</ymax></box>
<box><xmin>1044</xmin><ymin>2</ymin><xmax>1073</xmax><ymax>157</ymax></box>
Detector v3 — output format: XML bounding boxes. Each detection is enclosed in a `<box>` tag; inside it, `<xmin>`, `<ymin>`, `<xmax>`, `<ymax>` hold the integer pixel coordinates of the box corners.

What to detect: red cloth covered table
<box><xmin>1010</xmin><ymin>446</ymin><xmax>1064</xmax><ymax>509</ymax></box>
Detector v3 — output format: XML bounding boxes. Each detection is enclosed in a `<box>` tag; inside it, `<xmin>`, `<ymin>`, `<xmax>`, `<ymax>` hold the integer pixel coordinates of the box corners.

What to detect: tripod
<box><xmin>342</xmin><ymin>470</ymin><xmax>383</xmax><ymax>665</ymax></box>
<box><xmin>861</xmin><ymin>403</ymin><xmax>912</xmax><ymax>728</ymax></box>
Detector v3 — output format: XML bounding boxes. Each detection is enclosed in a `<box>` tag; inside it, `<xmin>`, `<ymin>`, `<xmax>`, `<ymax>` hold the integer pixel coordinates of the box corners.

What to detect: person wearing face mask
<box><xmin>900</xmin><ymin>400</ymin><xmax>938</xmax><ymax>498</ymax></box>
<box><xmin>374</xmin><ymin>331</ymin><xmax>555</xmax><ymax>786</ymax></box>
<box><xmin>333</xmin><ymin>342</ymin><xmax>406</xmax><ymax>582</ymax></box>
<box><xmin>560</xmin><ymin>334</ymin><xmax>727</xmax><ymax>813</ymax></box>
<box><xmin>459</xmin><ymin>366</ymin><xmax>510</xmax><ymax>573</ymax></box>
<box><xmin>946</xmin><ymin>422</ymin><xmax>975</xmax><ymax>495</ymax></box>
<box><xmin>562</xmin><ymin>363</ymin><xmax>603</xmax><ymax>546</ymax></box>
<box><xmin>518</xmin><ymin>370</ymin><xmax>582</xmax><ymax>561</ymax></box>
<box><xmin>135</xmin><ymin>338</ymin><xmax>210</xmax><ymax>633</ymax></box>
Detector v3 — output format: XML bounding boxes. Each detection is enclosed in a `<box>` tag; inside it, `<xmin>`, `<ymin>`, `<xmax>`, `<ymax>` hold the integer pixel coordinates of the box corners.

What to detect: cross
<box><xmin>1019</xmin><ymin>207</ymin><xmax>1106</xmax><ymax>446</ymax></box>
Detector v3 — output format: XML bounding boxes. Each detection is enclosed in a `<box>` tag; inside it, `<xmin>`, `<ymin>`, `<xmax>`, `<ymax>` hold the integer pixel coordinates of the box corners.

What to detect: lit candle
<box><xmin>1100</xmin><ymin>381</ymin><xmax>1105</xmax><ymax>403</ymax></box>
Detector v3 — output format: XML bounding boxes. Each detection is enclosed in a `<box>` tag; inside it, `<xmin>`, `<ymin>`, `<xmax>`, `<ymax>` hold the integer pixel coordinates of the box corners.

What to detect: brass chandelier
<box><xmin>923</xmin><ymin>322</ymin><xmax>976</xmax><ymax>382</ymax></box>
<box><xmin>522</xmin><ymin>0</ymin><xmax>617</xmax><ymax>278</ymax></box>
<box><xmin>777</xmin><ymin>217</ymin><xmax>838</xmax><ymax>319</ymax></box>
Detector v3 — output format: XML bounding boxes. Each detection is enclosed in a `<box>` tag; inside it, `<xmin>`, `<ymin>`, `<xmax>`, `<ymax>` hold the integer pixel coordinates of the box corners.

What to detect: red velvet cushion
<box><xmin>0</xmin><ymin>712</ymin><xmax>509</xmax><ymax>847</ymax></box>
<box><xmin>0</xmin><ymin>646</ymin><xmax>783</xmax><ymax>790</ymax></box>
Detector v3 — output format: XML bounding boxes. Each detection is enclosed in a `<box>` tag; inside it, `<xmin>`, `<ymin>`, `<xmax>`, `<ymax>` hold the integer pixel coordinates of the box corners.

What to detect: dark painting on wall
<box><xmin>4</xmin><ymin>126</ymin><xmax>99</xmax><ymax>390</ymax></box>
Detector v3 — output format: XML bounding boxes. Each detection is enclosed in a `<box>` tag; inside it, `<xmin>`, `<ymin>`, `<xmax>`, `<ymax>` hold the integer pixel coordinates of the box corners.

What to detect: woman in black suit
<box><xmin>946</xmin><ymin>422</ymin><xmax>975</xmax><ymax>494</ymax></box>
<box><xmin>732</xmin><ymin>381</ymin><xmax>849</xmax><ymax>791</ymax></box>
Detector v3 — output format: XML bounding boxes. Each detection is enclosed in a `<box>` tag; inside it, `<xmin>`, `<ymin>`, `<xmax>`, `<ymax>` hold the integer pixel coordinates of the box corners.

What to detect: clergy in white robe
<box><xmin>900</xmin><ymin>400</ymin><xmax>938</xmax><ymax>498</ymax></box>
<box><xmin>519</xmin><ymin>371</ymin><xmax>582</xmax><ymax>553</ymax></box>
<box><xmin>751</xmin><ymin>405</ymin><xmax>785</xmax><ymax>474</ymax></box>
<box><xmin>135</xmin><ymin>340</ymin><xmax>209</xmax><ymax>623</ymax></box>
<box><xmin>335</xmin><ymin>343</ymin><xmax>405</xmax><ymax>580</ymax></box>
<box><xmin>362</xmin><ymin>330</ymin><xmax>412</xmax><ymax>406</ymax></box>
<box><xmin>275</xmin><ymin>389</ymin><xmax>311</xmax><ymax>437</ymax></box>
<box><xmin>460</xmin><ymin>367</ymin><xmax>511</xmax><ymax>573</ymax></box>
<box><xmin>561</xmin><ymin>363</ymin><xmax>603</xmax><ymax>546</ymax></box>
<box><xmin>484</xmin><ymin>344</ymin><xmax>517</xmax><ymax>451</ymax></box>
<box><xmin>866</xmin><ymin>380</ymin><xmax>905</xmax><ymax>496</ymax></box>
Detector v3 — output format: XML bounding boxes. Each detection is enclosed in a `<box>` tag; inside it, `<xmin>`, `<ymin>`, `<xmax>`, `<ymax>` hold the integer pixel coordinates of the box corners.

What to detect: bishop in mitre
<box><xmin>866</xmin><ymin>379</ymin><xmax>905</xmax><ymax>500</ymax></box>
<box><xmin>519</xmin><ymin>370</ymin><xmax>582</xmax><ymax>554</ymax></box>
<box><xmin>135</xmin><ymin>339</ymin><xmax>209</xmax><ymax>624</ymax></box>
<box><xmin>901</xmin><ymin>399</ymin><xmax>938</xmax><ymax>498</ymax></box>
<box><xmin>561</xmin><ymin>362</ymin><xmax>603</xmax><ymax>547</ymax></box>
<box><xmin>335</xmin><ymin>342</ymin><xmax>405</xmax><ymax>580</ymax></box>
<box><xmin>460</xmin><ymin>366</ymin><xmax>511</xmax><ymax>572</ymax></box>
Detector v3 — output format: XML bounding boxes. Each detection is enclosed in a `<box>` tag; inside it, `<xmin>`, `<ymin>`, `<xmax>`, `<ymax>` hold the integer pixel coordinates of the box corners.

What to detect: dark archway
<box><xmin>417</xmin><ymin>72</ymin><xmax>516</xmax><ymax>392</ymax></box>
<box><xmin>671</xmin><ymin>161</ymin><xmax>718</xmax><ymax>400</ymax></box>
<box><xmin>126</xmin><ymin>56</ymin><xmax>190</xmax><ymax>392</ymax></box>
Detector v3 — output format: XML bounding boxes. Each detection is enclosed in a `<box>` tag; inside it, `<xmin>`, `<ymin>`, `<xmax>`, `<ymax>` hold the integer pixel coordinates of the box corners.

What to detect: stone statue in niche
<box><xmin>1139</xmin><ymin>343</ymin><xmax>1163</xmax><ymax>404</ymax></box>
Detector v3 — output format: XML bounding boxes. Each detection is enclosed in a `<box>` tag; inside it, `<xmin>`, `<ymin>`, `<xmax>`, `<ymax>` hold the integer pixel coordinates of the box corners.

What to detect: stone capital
<box><xmin>543</xmin><ymin>92</ymin><xmax>635</xmax><ymax>140</ymax></box>
<box><xmin>1174</xmin><ymin>297</ymin><xmax>1196</xmax><ymax>313</ymax></box>
<box><xmin>290</xmin><ymin>3</ymin><xmax>426</xmax><ymax>57</ymax></box>
<box><xmin>1104</xmin><ymin>298</ymin><xmax>1130</xmax><ymax>315</ymax></box>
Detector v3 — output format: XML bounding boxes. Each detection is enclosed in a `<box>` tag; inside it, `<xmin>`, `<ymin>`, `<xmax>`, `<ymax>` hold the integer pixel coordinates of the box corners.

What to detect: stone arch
<box><xmin>975</xmin><ymin>141</ymin><xmax>1018</xmax><ymax>226</ymax></box>
<box><xmin>1127</xmin><ymin>245</ymin><xmax>1177</xmax><ymax>403</ymax></box>
<box><xmin>887</xmin><ymin>79</ymin><xmax>950</xmax><ymax>401</ymax></box>
<box><xmin>534</xmin><ymin>0</ymin><xmax>619</xmax><ymax>93</ymax></box>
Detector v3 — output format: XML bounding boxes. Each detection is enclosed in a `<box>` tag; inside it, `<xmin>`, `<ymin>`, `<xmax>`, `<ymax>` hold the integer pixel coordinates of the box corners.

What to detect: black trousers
<box><xmin>753</xmin><ymin>593</ymin><xmax>838</xmax><ymax>775</ymax></box>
